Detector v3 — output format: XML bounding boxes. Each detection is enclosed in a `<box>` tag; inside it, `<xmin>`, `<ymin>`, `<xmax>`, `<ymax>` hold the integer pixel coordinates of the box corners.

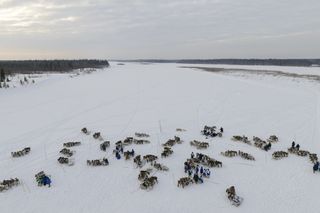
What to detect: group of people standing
<box><xmin>184</xmin><ymin>152</ymin><xmax>211</xmax><ymax>184</ymax></box>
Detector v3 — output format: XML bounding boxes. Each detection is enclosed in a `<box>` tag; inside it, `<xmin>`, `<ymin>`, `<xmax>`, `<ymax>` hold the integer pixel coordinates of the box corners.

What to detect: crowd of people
<box><xmin>184</xmin><ymin>152</ymin><xmax>211</xmax><ymax>184</ymax></box>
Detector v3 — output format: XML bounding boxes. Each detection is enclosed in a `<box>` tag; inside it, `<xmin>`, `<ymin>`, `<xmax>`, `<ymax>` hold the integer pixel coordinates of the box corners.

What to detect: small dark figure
<box><xmin>291</xmin><ymin>141</ymin><xmax>295</xmax><ymax>148</ymax></box>
<box><xmin>204</xmin><ymin>169</ymin><xmax>211</xmax><ymax>178</ymax></box>
<box><xmin>220</xmin><ymin>127</ymin><xmax>224</xmax><ymax>133</ymax></box>
<box><xmin>116</xmin><ymin>152</ymin><xmax>121</xmax><ymax>160</ymax></box>
<box><xmin>198</xmin><ymin>176</ymin><xmax>203</xmax><ymax>183</ymax></box>
<box><xmin>188</xmin><ymin>170</ymin><xmax>192</xmax><ymax>177</ymax></box>
<box><xmin>131</xmin><ymin>149</ymin><xmax>135</xmax><ymax>156</ymax></box>
<box><xmin>200</xmin><ymin>166</ymin><xmax>204</xmax><ymax>174</ymax></box>
<box><xmin>296</xmin><ymin>144</ymin><xmax>300</xmax><ymax>150</ymax></box>
<box><xmin>191</xmin><ymin>152</ymin><xmax>194</xmax><ymax>159</ymax></box>
<box><xmin>195</xmin><ymin>165</ymin><xmax>199</xmax><ymax>174</ymax></box>
<box><xmin>120</xmin><ymin>147</ymin><xmax>124</xmax><ymax>154</ymax></box>
<box><xmin>193</xmin><ymin>174</ymin><xmax>199</xmax><ymax>183</ymax></box>
<box><xmin>313</xmin><ymin>161</ymin><xmax>319</xmax><ymax>173</ymax></box>
<box><xmin>184</xmin><ymin>162</ymin><xmax>189</xmax><ymax>173</ymax></box>
<box><xmin>264</xmin><ymin>142</ymin><xmax>272</xmax><ymax>151</ymax></box>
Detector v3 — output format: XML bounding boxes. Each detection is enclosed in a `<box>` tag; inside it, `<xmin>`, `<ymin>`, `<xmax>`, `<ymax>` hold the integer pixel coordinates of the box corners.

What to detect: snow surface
<box><xmin>1</xmin><ymin>62</ymin><xmax>320</xmax><ymax>213</ymax></box>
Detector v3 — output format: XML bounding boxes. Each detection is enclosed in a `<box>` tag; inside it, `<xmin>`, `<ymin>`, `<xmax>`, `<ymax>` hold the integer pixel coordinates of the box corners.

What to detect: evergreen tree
<box><xmin>0</xmin><ymin>68</ymin><xmax>5</xmax><ymax>82</ymax></box>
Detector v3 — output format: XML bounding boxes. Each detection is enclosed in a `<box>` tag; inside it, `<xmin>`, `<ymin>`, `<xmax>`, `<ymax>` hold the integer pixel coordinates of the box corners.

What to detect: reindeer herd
<box><xmin>2</xmin><ymin>124</ymin><xmax>320</xmax><ymax>208</ymax></box>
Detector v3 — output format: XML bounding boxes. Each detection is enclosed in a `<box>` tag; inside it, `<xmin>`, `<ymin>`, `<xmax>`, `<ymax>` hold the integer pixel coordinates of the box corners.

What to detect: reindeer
<box><xmin>81</xmin><ymin>127</ymin><xmax>89</xmax><ymax>135</ymax></box>
<box><xmin>123</xmin><ymin>137</ymin><xmax>134</xmax><ymax>146</ymax></box>
<box><xmin>221</xmin><ymin>150</ymin><xmax>238</xmax><ymax>157</ymax></box>
<box><xmin>135</xmin><ymin>132</ymin><xmax>150</xmax><ymax>138</ymax></box>
<box><xmin>138</xmin><ymin>170</ymin><xmax>151</xmax><ymax>181</ymax></box>
<box><xmin>93</xmin><ymin>132</ymin><xmax>102</xmax><ymax>140</ymax></box>
<box><xmin>100</xmin><ymin>141</ymin><xmax>110</xmax><ymax>151</ymax></box>
<box><xmin>177</xmin><ymin>177</ymin><xmax>194</xmax><ymax>188</ymax></box>
<box><xmin>87</xmin><ymin>158</ymin><xmax>109</xmax><ymax>166</ymax></box>
<box><xmin>190</xmin><ymin>140</ymin><xmax>209</xmax><ymax>149</ymax></box>
<box><xmin>134</xmin><ymin>139</ymin><xmax>150</xmax><ymax>145</ymax></box>
<box><xmin>267</xmin><ymin>135</ymin><xmax>279</xmax><ymax>143</ymax></box>
<box><xmin>309</xmin><ymin>153</ymin><xmax>318</xmax><ymax>164</ymax></box>
<box><xmin>152</xmin><ymin>162</ymin><xmax>169</xmax><ymax>171</ymax></box>
<box><xmin>161</xmin><ymin>147</ymin><xmax>173</xmax><ymax>158</ymax></box>
<box><xmin>140</xmin><ymin>176</ymin><xmax>158</xmax><ymax>190</ymax></box>
<box><xmin>238</xmin><ymin>151</ymin><xmax>255</xmax><ymax>161</ymax></box>
<box><xmin>232</xmin><ymin>135</ymin><xmax>251</xmax><ymax>145</ymax></box>
<box><xmin>57</xmin><ymin>157</ymin><xmax>74</xmax><ymax>166</ymax></box>
<box><xmin>297</xmin><ymin>150</ymin><xmax>309</xmax><ymax>157</ymax></box>
<box><xmin>134</xmin><ymin>155</ymin><xmax>145</xmax><ymax>168</ymax></box>
<box><xmin>124</xmin><ymin>150</ymin><xmax>135</xmax><ymax>160</ymax></box>
<box><xmin>63</xmin><ymin>142</ymin><xmax>81</xmax><ymax>147</ymax></box>
<box><xmin>143</xmin><ymin>154</ymin><xmax>158</xmax><ymax>163</ymax></box>
<box><xmin>11</xmin><ymin>147</ymin><xmax>31</xmax><ymax>158</ymax></box>
<box><xmin>272</xmin><ymin>151</ymin><xmax>288</xmax><ymax>160</ymax></box>
<box><xmin>60</xmin><ymin>148</ymin><xmax>74</xmax><ymax>157</ymax></box>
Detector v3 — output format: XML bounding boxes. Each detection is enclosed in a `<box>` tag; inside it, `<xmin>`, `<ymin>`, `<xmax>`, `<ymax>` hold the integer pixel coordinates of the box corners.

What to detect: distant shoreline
<box><xmin>184</xmin><ymin>66</ymin><xmax>320</xmax><ymax>82</ymax></box>
<box><xmin>114</xmin><ymin>59</ymin><xmax>320</xmax><ymax>67</ymax></box>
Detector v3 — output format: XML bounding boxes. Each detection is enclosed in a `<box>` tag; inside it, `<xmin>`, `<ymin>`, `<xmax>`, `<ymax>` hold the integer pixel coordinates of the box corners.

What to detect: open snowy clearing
<box><xmin>1</xmin><ymin>62</ymin><xmax>320</xmax><ymax>213</ymax></box>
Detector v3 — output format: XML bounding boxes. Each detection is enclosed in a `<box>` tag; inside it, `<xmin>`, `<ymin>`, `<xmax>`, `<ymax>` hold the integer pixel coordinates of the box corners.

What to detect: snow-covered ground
<box><xmin>1</xmin><ymin>62</ymin><xmax>320</xmax><ymax>213</ymax></box>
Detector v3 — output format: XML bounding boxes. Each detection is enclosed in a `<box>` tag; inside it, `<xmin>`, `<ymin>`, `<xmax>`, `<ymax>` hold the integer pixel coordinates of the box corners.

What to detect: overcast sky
<box><xmin>0</xmin><ymin>0</ymin><xmax>319</xmax><ymax>59</ymax></box>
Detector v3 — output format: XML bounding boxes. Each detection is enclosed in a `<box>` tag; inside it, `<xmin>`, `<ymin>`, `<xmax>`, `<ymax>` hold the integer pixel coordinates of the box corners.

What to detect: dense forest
<box><xmin>0</xmin><ymin>60</ymin><xmax>109</xmax><ymax>74</ymax></box>
<box><xmin>121</xmin><ymin>59</ymin><xmax>320</xmax><ymax>67</ymax></box>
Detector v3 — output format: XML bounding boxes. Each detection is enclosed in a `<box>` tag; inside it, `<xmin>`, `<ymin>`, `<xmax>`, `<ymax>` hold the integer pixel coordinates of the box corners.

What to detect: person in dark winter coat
<box><xmin>291</xmin><ymin>141</ymin><xmax>295</xmax><ymax>148</ymax></box>
<box><xmin>195</xmin><ymin>165</ymin><xmax>199</xmax><ymax>174</ymax></box>
<box><xmin>206</xmin><ymin>169</ymin><xmax>211</xmax><ymax>178</ymax></box>
<box><xmin>296</xmin><ymin>144</ymin><xmax>300</xmax><ymax>150</ymax></box>
<box><xmin>198</xmin><ymin>175</ymin><xmax>203</xmax><ymax>183</ymax></box>
<box><xmin>264</xmin><ymin>142</ymin><xmax>272</xmax><ymax>151</ymax></box>
<box><xmin>220</xmin><ymin>127</ymin><xmax>224</xmax><ymax>133</ymax></box>
<box><xmin>200</xmin><ymin>166</ymin><xmax>204</xmax><ymax>175</ymax></box>
<box><xmin>191</xmin><ymin>152</ymin><xmax>194</xmax><ymax>159</ymax></box>
<box><xmin>131</xmin><ymin>149</ymin><xmax>135</xmax><ymax>156</ymax></box>
<box><xmin>116</xmin><ymin>152</ymin><xmax>121</xmax><ymax>160</ymax></box>
<box><xmin>188</xmin><ymin>170</ymin><xmax>192</xmax><ymax>177</ymax></box>
<box><xmin>193</xmin><ymin>174</ymin><xmax>199</xmax><ymax>183</ymax></box>
<box><xmin>313</xmin><ymin>162</ymin><xmax>319</xmax><ymax>173</ymax></box>
<box><xmin>120</xmin><ymin>147</ymin><xmax>124</xmax><ymax>154</ymax></box>
<box><xmin>184</xmin><ymin>162</ymin><xmax>189</xmax><ymax>173</ymax></box>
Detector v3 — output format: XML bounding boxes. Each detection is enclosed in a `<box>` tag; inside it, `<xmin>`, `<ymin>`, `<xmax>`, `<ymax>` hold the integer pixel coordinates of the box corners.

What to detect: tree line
<box><xmin>0</xmin><ymin>59</ymin><xmax>109</xmax><ymax>74</ymax></box>
<box><xmin>120</xmin><ymin>59</ymin><xmax>320</xmax><ymax>67</ymax></box>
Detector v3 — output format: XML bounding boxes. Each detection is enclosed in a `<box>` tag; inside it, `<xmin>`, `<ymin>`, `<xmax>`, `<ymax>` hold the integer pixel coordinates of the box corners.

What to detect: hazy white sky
<box><xmin>0</xmin><ymin>0</ymin><xmax>319</xmax><ymax>59</ymax></box>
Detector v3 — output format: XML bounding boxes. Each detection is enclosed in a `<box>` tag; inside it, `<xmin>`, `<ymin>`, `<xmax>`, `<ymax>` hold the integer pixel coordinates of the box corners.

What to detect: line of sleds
<box><xmin>190</xmin><ymin>140</ymin><xmax>209</xmax><ymax>149</ymax></box>
<box><xmin>11</xmin><ymin>147</ymin><xmax>31</xmax><ymax>158</ymax></box>
<box><xmin>232</xmin><ymin>135</ymin><xmax>278</xmax><ymax>151</ymax></box>
<box><xmin>0</xmin><ymin>178</ymin><xmax>20</xmax><ymax>192</ymax></box>
<box><xmin>221</xmin><ymin>150</ymin><xmax>255</xmax><ymax>161</ymax></box>
<box><xmin>162</xmin><ymin>136</ymin><xmax>183</xmax><ymax>147</ymax></box>
<box><xmin>57</xmin><ymin>141</ymin><xmax>81</xmax><ymax>166</ymax></box>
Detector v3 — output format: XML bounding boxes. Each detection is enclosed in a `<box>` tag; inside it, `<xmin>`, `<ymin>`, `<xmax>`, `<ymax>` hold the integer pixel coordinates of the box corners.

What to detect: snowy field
<box><xmin>1</xmin><ymin>62</ymin><xmax>320</xmax><ymax>213</ymax></box>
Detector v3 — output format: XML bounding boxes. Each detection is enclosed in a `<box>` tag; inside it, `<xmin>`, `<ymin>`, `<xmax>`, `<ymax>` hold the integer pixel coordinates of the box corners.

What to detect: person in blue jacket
<box><xmin>116</xmin><ymin>151</ymin><xmax>121</xmax><ymax>160</ymax></box>
<box><xmin>200</xmin><ymin>166</ymin><xmax>204</xmax><ymax>175</ymax></box>
<box><xmin>42</xmin><ymin>176</ymin><xmax>51</xmax><ymax>187</ymax></box>
<box><xmin>313</xmin><ymin>161</ymin><xmax>319</xmax><ymax>173</ymax></box>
